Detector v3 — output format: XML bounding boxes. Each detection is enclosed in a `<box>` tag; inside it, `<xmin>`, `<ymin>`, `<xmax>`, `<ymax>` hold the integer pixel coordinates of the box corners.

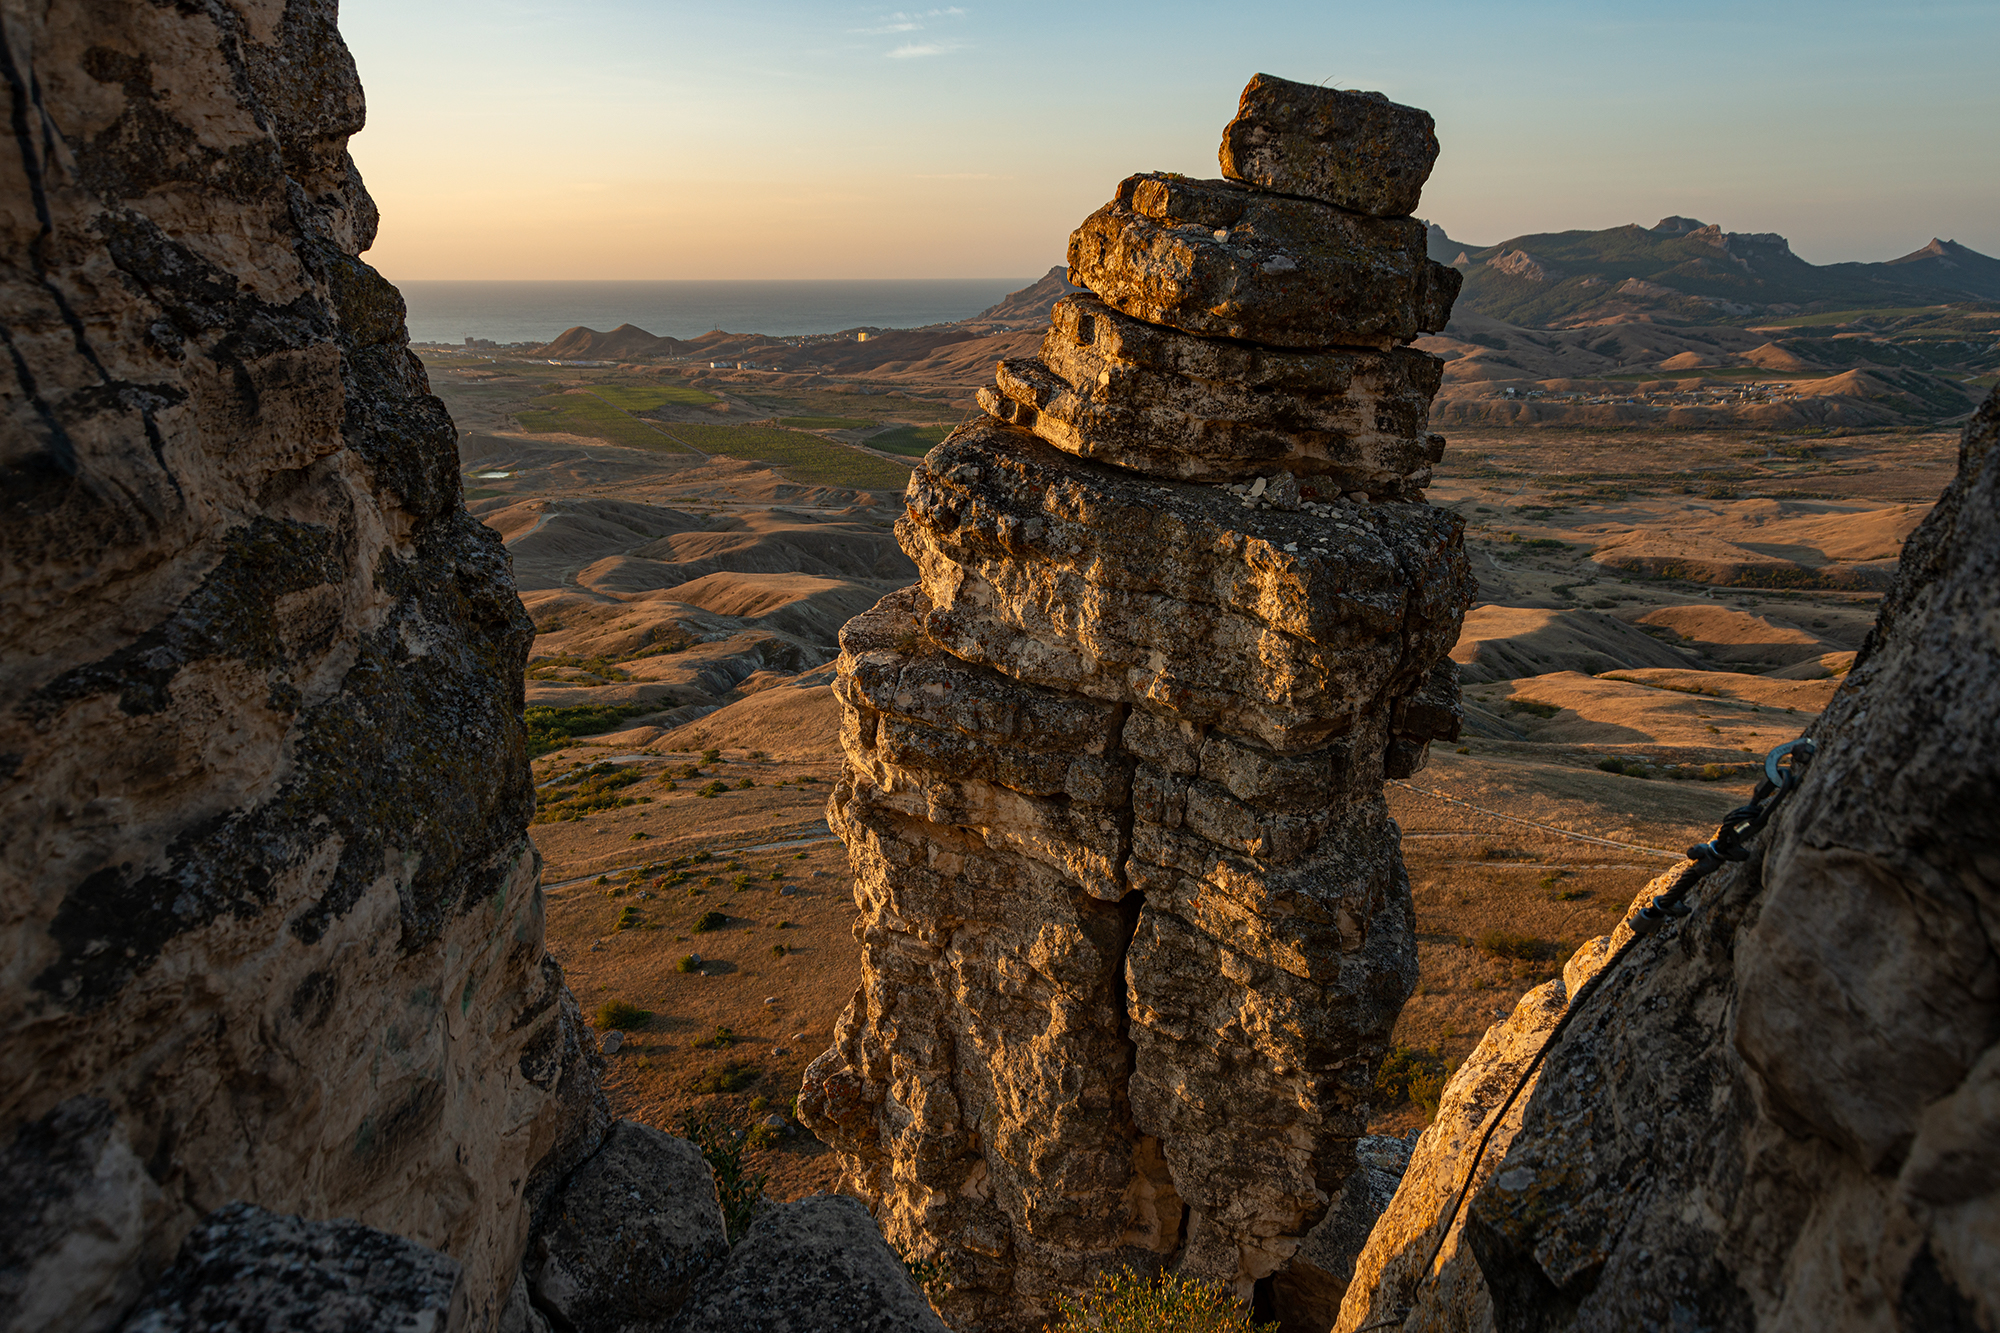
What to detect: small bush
<box><xmin>688</xmin><ymin>1060</ymin><xmax>756</xmax><ymax>1094</ymax></box>
<box><xmin>745</xmin><ymin>1124</ymin><xmax>783</xmax><ymax>1151</ymax></box>
<box><xmin>676</xmin><ymin>955</ymin><xmax>700</xmax><ymax>973</ymax></box>
<box><xmin>737</xmin><ymin>778</ymin><xmax>755</xmax><ymax>789</ymax></box>
<box><xmin>1045</xmin><ymin>1266</ymin><xmax>1279</xmax><ymax>1333</ymax></box>
<box><xmin>593</xmin><ymin>999</ymin><xmax>651</xmax><ymax>1030</ymax></box>
<box><xmin>1596</xmin><ymin>757</ymin><xmax>1626</xmax><ymax>774</ymax></box>
<box><xmin>748</xmin><ymin>1095</ymin><xmax>769</xmax><ymax>1112</ymax></box>
<box><xmin>1376</xmin><ymin>1044</ymin><xmax>1452</xmax><ymax>1118</ymax></box>
<box><xmin>614</xmin><ymin>905</ymin><xmax>642</xmax><ymax>931</ymax></box>
<box><xmin>681</xmin><ymin>1110</ymin><xmax>766</xmax><ymax>1243</ymax></box>
<box><xmin>1507</xmin><ymin>698</ymin><xmax>1561</xmax><ymax>719</ymax></box>
<box><xmin>694</xmin><ymin>1025</ymin><xmax>737</xmax><ymax>1050</ymax></box>
<box><xmin>693</xmin><ymin>911</ymin><xmax>728</xmax><ymax>932</ymax></box>
<box><xmin>770</xmin><ymin>943</ymin><xmax>787</xmax><ymax>958</ymax></box>
<box><xmin>658</xmin><ymin>778</ymin><xmax>677</xmax><ymax>791</ymax></box>
<box><xmin>702</xmin><ymin>748</ymin><xmax>721</xmax><ymax>762</ymax></box>
<box><xmin>1478</xmin><ymin>929</ymin><xmax>1553</xmax><ymax>962</ymax></box>
<box><xmin>697</xmin><ymin>780</ymin><xmax>728</xmax><ymax>798</ymax></box>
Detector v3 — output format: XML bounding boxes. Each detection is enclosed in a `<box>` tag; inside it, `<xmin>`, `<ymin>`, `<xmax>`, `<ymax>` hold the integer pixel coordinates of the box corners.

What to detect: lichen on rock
<box><xmin>0</xmin><ymin>4</ymin><xmax>603</xmax><ymax>1329</ymax></box>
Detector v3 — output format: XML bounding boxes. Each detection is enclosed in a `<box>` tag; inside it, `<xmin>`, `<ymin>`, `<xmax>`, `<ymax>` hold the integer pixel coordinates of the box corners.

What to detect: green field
<box><xmin>1749</xmin><ymin>306</ymin><xmax>1954</xmax><ymax>329</ymax></box>
<box><xmin>595</xmin><ymin>384</ymin><xmax>718</xmax><ymax>410</ymax></box>
<box><xmin>654</xmin><ymin>423</ymin><xmax>913</xmax><ymax>489</ymax></box>
<box><xmin>518</xmin><ymin>392</ymin><xmax>697</xmax><ymax>452</ymax></box>
<box><xmin>868</xmin><ymin>424</ymin><xmax>953</xmax><ymax>457</ymax></box>
<box><xmin>779</xmin><ymin>415</ymin><xmax>874</xmax><ymax>430</ymax></box>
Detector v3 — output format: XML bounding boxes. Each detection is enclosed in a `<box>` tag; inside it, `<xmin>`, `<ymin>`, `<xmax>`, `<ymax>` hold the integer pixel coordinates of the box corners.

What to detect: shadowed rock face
<box><xmin>802</xmin><ymin>75</ymin><xmax>1467</xmax><ymax>1333</ymax></box>
<box><xmin>0</xmin><ymin>4</ymin><xmax>603</xmax><ymax>1330</ymax></box>
<box><xmin>1335</xmin><ymin>387</ymin><xmax>2000</xmax><ymax>1331</ymax></box>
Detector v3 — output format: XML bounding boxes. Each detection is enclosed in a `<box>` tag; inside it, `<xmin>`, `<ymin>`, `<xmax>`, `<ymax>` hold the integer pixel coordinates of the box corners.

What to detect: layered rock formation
<box><xmin>1336</xmin><ymin>387</ymin><xmax>2000</xmax><ymax>1331</ymax></box>
<box><xmin>0</xmin><ymin>4</ymin><xmax>602</xmax><ymax>1328</ymax></box>
<box><xmin>801</xmin><ymin>74</ymin><xmax>1470</xmax><ymax>1331</ymax></box>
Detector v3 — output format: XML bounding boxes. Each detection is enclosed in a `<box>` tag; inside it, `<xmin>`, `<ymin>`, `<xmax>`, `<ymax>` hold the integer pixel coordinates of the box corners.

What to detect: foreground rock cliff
<box><xmin>1338</xmin><ymin>386</ymin><xmax>2000</xmax><ymax>1330</ymax></box>
<box><xmin>0</xmin><ymin>3</ymin><xmax>605</xmax><ymax>1327</ymax></box>
<box><xmin>800</xmin><ymin>75</ymin><xmax>1471</xmax><ymax>1331</ymax></box>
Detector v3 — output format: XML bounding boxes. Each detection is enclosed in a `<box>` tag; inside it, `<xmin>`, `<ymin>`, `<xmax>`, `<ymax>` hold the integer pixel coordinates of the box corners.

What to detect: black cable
<box><xmin>1354</xmin><ymin>737</ymin><xmax>1816</xmax><ymax>1330</ymax></box>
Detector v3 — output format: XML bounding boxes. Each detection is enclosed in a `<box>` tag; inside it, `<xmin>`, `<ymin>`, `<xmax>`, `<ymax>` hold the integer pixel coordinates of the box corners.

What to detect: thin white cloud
<box><xmin>854</xmin><ymin>8</ymin><xmax>969</xmax><ymax>35</ymax></box>
<box><xmin>887</xmin><ymin>40</ymin><xmax>962</xmax><ymax>57</ymax></box>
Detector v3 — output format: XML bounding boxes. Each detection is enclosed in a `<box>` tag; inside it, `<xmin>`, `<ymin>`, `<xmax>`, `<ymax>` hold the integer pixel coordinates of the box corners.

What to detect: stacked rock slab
<box><xmin>800</xmin><ymin>74</ymin><xmax>1471</xmax><ymax>1331</ymax></box>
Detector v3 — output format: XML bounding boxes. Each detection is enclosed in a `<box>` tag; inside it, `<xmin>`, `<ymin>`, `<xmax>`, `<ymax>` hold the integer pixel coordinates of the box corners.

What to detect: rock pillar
<box><xmin>0</xmin><ymin>5</ymin><xmax>603</xmax><ymax>1330</ymax></box>
<box><xmin>799</xmin><ymin>74</ymin><xmax>1472</xmax><ymax>1331</ymax></box>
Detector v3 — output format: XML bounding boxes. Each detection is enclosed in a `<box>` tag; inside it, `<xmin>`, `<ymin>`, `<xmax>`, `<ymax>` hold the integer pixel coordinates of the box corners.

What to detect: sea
<box><xmin>394</xmin><ymin>279</ymin><xmax>1035</xmax><ymax>347</ymax></box>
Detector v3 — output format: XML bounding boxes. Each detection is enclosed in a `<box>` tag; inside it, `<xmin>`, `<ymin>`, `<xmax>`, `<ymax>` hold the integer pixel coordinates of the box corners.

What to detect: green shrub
<box><xmin>736</xmin><ymin>778</ymin><xmax>755</xmax><ymax>789</ymax></box>
<box><xmin>676</xmin><ymin>955</ymin><xmax>700</xmax><ymax>973</ymax></box>
<box><xmin>702</xmin><ymin>748</ymin><xmax>722</xmax><ymax>762</ymax></box>
<box><xmin>1506</xmin><ymin>698</ymin><xmax>1561</xmax><ymax>719</ymax></box>
<box><xmin>694</xmin><ymin>1025</ymin><xmax>736</xmax><ymax>1050</ymax></box>
<box><xmin>524</xmin><ymin>704</ymin><xmax>656</xmax><ymax>757</ymax></box>
<box><xmin>697</xmin><ymin>780</ymin><xmax>728</xmax><ymax>798</ymax></box>
<box><xmin>770</xmin><ymin>943</ymin><xmax>787</xmax><ymax>958</ymax></box>
<box><xmin>593</xmin><ymin>999</ymin><xmax>651</xmax><ymax>1030</ymax></box>
<box><xmin>1045</xmin><ymin>1266</ymin><xmax>1279</xmax><ymax>1333</ymax></box>
<box><xmin>1596</xmin><ymin>758</ymin><xmax>1626</xmax><ymax>774</ymax></box>
<box><xmin>744</xmin><ymin>1124</ymin><xmax>783</xmax><ymax>1151</ymax></box>
<box><xmin>533</xmin><ymin>760</ymin><xmax>646</xmax><ymax>823</ymax></box>
<box><xmin>1478</xmin><ymin>930</ymin><xmax>1553</xmax><ymax>962</ymax></box>
<box><xmin>693</xmin><ymin>911</ymin><xmax>728</xmax><ymax>932</ymax></box>
<box><xmin>1376</xmin><ymin>1044</ymin><xmax>1452</xmax><ymax>1118</ymax></box>
<box><xmin>680</xmin><ymin>1110</ymin><xmax>766</xmax><ymax>1243</ymax></box>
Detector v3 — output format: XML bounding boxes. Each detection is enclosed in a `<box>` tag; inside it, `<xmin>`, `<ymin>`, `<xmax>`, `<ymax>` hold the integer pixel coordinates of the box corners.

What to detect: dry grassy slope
<box><xmin>437</xmin><ymin>347</ymin><xmax>1959</xmax><ymax>1182</ymax></box>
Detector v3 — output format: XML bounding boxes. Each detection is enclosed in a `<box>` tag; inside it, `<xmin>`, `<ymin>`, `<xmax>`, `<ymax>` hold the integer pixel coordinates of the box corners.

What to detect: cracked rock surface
<box><xmin>801</xmin><ymin>74</ymin><xmax>1468</xmax><ymax>1332</ymax></box>
<box><xmin>1335</xmin><ymin>388</ymin><xmax>2000</xmax><ymax>1332</ymax></box>
<box><xmin>1</xmin><ymin>4</ymin><xmax>604</xmax><ymax>1330</ymax></box>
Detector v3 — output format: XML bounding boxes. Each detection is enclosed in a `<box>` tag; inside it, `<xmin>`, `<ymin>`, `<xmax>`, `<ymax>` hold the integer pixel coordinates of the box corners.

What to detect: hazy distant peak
<box><xmin>1891</xmin><ymin>237</ymin><xmax>1967</xmax><ymax>265</ymax></box>
<box><xmin>969</xmin><ymin>266</ymin><xmax>1081</xmax><ymax>326</ymax></box>
<box><xmin>1650</xmin><ymin>216</ymin><xmax>1708</xmax><ymax>235</ymax></box>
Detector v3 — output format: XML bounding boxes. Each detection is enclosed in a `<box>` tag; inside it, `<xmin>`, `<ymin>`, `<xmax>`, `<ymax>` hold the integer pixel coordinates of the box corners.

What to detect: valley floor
<box><xmin>432</xmin><ymin>350</ymin><xmax>1958</xmax><ymax>1189</ymax></box>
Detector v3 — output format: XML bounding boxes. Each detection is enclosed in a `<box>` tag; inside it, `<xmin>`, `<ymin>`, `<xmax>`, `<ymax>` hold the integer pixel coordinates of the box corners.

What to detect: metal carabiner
<box><xmin>1764</xmin><ymin>737</ymin><xmax>1818</xmax><ymax>790</ymax></box>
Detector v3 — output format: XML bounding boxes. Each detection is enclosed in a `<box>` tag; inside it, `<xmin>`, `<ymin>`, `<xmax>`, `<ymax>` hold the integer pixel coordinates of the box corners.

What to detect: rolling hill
<box><xmin>1427</xmin><ymin>217</ymin><xmax>2000</xmax><ymax>327</ymax></box>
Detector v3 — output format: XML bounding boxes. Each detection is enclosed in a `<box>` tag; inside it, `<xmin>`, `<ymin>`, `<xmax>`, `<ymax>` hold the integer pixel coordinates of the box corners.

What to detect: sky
<box><xmin>339</xmin><ymin>0</ymin><xmax>2000</xmax><ymax>281</ymax></box>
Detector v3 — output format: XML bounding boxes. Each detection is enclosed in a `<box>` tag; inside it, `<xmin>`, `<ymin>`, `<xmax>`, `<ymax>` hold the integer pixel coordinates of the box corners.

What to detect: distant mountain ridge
<box><xmin>1426</xmin><ymin>218</ymin><xmax>2000</xmax><ymax>327</ymax></box>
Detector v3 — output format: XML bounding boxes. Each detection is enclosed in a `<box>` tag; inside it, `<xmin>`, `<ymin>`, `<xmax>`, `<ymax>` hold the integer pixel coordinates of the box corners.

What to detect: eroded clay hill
<box><xmin>798</xmin><ymin>75</ymin><xmax>1473</xmax><ymax>1330</ymax></box>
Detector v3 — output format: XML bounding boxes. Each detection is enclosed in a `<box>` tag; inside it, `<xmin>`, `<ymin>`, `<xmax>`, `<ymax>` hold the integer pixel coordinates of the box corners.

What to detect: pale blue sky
<box><xmin>340</xmin><ymin>0</ymin><xmax>2000</xmax><ymax>279</ymax></box>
